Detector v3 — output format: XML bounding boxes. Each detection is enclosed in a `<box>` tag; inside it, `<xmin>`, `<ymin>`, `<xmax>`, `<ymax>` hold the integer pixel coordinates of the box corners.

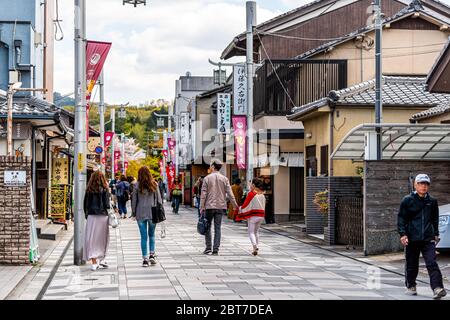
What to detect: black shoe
<box><xmin>212</xmin><ymin>250</ymin><xmax>218</xmax><ymax>255</ymax></box>
<box><xmin>142</xmin><ymin>259</ymin><xmax>149</xmax><ymax>267</ymax></box>
<box><xmin>203</xmin><ymin>249</ymin><xmax>212</xmax><ymax>255</ymax></box>
<box><xmin>149</xmin><ymin>255</ymin><xmax>157</xmax><ymax>265</ymax></box>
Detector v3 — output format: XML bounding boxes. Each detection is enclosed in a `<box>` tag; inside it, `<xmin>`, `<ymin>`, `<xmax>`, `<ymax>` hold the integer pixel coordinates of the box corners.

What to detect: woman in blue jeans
<box><xmin>131</xmin><ymin>166</ymin><xmax>162</xmax><ymax>267</ymax></box>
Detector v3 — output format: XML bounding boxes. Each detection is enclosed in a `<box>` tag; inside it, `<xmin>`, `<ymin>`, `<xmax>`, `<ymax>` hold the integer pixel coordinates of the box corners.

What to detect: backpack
<box><xmin>116</xmin><ymin>182</ymin><xmax>129</xmax><ymax>200</ymax></box>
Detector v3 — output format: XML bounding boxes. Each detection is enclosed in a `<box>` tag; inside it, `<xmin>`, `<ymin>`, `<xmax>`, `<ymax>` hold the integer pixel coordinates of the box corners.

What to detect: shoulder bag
<box><xmin>197</xmin><ymin>212</ymin><xmax>209</xmax><ymax>236</ymax></box>
<box><xmin>152</xmin><ymin>190</ymin><xmax>166</xmax><ymax>224</ymax></box>
<box><xmin>102</xmin><ymin>190</ymin><xmax>119</xmax><ymax>228</ymax></box>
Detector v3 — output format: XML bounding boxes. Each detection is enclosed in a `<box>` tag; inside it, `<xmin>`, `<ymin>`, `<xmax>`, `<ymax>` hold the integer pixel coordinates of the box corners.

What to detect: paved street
<box><xmin>30</xmin><ymin>203</ymin><xmax>446</xmax><ymax>300</ymax></box>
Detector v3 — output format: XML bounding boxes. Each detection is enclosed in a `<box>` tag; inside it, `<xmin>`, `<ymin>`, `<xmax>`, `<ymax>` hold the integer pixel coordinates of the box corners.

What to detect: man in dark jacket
<box><xmin>398</xmin><ymin>173</ymin><xmax>446</xmax><ymax>299</ymax></box>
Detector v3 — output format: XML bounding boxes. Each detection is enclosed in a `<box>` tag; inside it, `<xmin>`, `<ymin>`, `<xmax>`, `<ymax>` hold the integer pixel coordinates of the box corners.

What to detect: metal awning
<box><xmin>331</xmin><ymin>123</ymin><xmax>450</xmax><ymax>160</ymax></box>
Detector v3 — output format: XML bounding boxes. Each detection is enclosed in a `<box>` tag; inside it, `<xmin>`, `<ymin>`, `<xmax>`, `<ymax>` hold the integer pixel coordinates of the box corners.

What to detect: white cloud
<box><xmin>54</xmin><ymin>0</ymin><xmax>282</xmax><ymax>104</ymax></box>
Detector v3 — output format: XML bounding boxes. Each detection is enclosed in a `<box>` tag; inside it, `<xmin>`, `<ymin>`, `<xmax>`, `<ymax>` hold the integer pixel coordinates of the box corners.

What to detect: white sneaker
<box><xmin>90</xmin><ymin>263</ymin><xmax>99</xmax><ymax>271</ymax></box>
<box><xmin>433</xmin><ymin>287</ymin><xmax>447</xmax><ymax>299</ymax></box>
<box><xmin>405</xmin><ymin>287</ymin><xmax>417</xmax><ymax>296</ymax></box>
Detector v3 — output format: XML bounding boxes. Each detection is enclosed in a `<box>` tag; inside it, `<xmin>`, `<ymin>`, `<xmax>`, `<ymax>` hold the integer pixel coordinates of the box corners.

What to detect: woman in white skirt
<box><xmin>83</xmin><ymin>170</ymin><xmax>111</xmax><ymax>271</ymax></box>
<box><xmin>235</xmin><ymin>178</ymin><xmax>266</xmax><ymax>256</ymax></box>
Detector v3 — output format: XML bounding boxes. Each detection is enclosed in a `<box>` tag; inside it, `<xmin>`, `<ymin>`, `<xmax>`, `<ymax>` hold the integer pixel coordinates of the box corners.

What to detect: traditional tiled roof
<box><xmin>296</xmin><ymin>0</ymin><xmax>450</xmax><ymax>60</ymax></box>
<box><xmin>411</xmin><ymin>103</ymin><xmax>450</xmax><ymax>119</ymax></box>
<box><xmin>0</xmin><ymin>96</ymin><xmax>60</xmax><ymax>119</ymax></box>
<box><xmin>287</xmin><ymin>76</ymin><xmax>450</xmax><ymax>120</ymax></box>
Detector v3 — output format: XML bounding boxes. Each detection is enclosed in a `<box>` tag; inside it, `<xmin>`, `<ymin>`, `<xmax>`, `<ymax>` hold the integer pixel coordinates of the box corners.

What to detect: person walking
<box><xmin>193</xmin><ymin>176</ymin><xmax>204</xmax><ymax>218</ymax></box>
<box><xmin>171</xmin><ymin>177</ymin><xmax>183</xmax><ymax>214</ymax></box>
<box><xmin>83</xmin><ymin>171</ymin><xmax>111</xmax><ymax>271</ymax></box>
<box><xmin>127</xmin><ymin>176</ymin><xmax>137</xmax><ymax>203</ymax></box>
<box><xmin>158</xmin><ymin>177</ymin><xmax>166</xmax><ymax>202</ymax></box>
<box><xmin>109</xmin><ymin>172</ymin><xmax>121</xmax><ymax>212</ymax></box>
<box><xmin>200</xmin><ymin>159</ymin><xmax>238</xmax><ymax>255</ymax></box>
<box><xmin>131</xmin><ymin>166</ymin><xmax>162</xmax><ymax>267</ymax></box>
<box><xmin>235</xmin><ymin>178</ymin><xmax>266</xmax><ymax>256</ymax></box>
<box><xmin>398</xmin><ymin>173</ymin><xmax>447</xmax><ymax>299</ymax></box>
<box><xmin>229</xmin><ymin>178</ymin><xmax>244</xmax><ymax>221</ymax></box>
<box><xmin>116</xmin><ymin>175</ymin><xmax>130</xmax><ymax>219</ymax></box>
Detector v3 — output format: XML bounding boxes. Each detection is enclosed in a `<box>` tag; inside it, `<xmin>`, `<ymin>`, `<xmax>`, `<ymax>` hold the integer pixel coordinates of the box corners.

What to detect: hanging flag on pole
<box><xmin>104</xmin><ymin>132</ymin><xmax>114</xmax><ymax>149</ymax></box>
<box><xmin>233</xmin><ymin>64</ymin><xmax>247</xmax><ymax>115</ymax></box>
<box><xmin>232</xmin><ymin>116</ymin><xmax>247</xmax><ymax>169</ymax></box>
<box><xmin>217</xmin><ymin>93</ymin><xmax>231</xmax><ymax>134</ymax></box>
<box><xmin>85</xmin><ymin>41</ymin><xmax>112</xmax><ymax>138</ymax></box>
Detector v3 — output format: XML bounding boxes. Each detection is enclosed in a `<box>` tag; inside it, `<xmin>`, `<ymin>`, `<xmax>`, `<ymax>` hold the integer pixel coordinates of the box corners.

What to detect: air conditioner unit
<box><xmin>364</xmin><ymin>131</ymin><xmax>378</xmax><ymax>160</ymax></box>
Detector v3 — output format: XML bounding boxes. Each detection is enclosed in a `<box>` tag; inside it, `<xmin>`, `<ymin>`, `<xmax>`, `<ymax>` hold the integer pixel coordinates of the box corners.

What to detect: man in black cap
<box><xmin>398</xmin><ymin>173</ymin><xmax>446</xmax><ymax>299</ymax></box>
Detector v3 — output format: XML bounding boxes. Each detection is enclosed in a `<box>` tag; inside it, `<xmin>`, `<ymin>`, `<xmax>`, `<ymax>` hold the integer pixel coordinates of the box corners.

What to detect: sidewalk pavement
<box><xmin>261</xmin><ymin>222</ymin><xmax>450</xmax><ymax>285</ymax></box>
<box><xmin>3</xmin><ymin>203</ymin><xmax>448</xmax><ymax>300</ymax></box>
<box><xmin>27</xmin><ymin>203</ymin><xmax>446</xmax><ymax>300</ymax></box>
<box><xmin>4</xmin><ymin>224</ymin><xmax>73</xmax><ymax>300</ymax></box>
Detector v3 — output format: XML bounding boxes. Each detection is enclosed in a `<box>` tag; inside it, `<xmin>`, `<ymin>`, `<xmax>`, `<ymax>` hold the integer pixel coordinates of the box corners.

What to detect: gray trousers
<box><xmin>205</xmin><ymin>209</ymin><xmax>225</xmax><ymax>251</ymax></box>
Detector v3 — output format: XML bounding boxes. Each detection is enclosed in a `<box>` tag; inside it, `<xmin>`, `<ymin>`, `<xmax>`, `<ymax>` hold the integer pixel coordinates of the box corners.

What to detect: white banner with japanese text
<box><xmin>217</xmin><ymin>93</ymin><xmax>231</xmax><ymax>134</ymax></box>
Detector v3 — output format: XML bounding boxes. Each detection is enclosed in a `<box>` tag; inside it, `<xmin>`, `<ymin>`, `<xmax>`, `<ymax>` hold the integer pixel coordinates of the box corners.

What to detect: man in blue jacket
<box><xmin>398</xmin><ymin>174</ymin><xmax>446</xmax><ymax>299</ymax></box>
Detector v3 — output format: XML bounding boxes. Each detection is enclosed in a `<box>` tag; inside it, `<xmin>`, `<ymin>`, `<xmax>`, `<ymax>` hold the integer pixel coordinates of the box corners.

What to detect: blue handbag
<box><xmin>197</xmin><ymin>214</ymin><xmax>209</xmax><ymax>235</ymax></box>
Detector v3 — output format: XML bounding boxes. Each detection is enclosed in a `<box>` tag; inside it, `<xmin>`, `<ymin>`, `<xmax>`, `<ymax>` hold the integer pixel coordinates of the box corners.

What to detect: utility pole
<box><xmin>99</xmin><ymin>71</ymin><xmax>105</xmax><ymax>174</ymax></box>
<box><xmin>121</xmin><ymin>132</ymin><xmax>125</xmax><ymax>175</ymax></box>
<box><xmin>246</xmin><ymin>1</ymin><xmax>256</xmax><ymax>183</ymax></box>
<box><xmin>7</xmin><ymin>87</ymin><xmax>14</xmax><ymax>156</ymax></box>
<box><xmin>374</xmin><ymin>0</ymin><xmax>383</xmax><ymax>160</ymax></box>
<box><xmin>111</xmin><ymin>107</ymin><xmax>115</xmax><ymax>179</ymax></box>
<box><xmin>73</xmin><ymin>0</ymin><xmax>87</xmax><ymax>266</ymax></box>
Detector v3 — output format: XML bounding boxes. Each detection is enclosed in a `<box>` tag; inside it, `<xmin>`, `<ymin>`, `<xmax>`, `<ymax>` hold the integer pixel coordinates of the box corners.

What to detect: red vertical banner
<box><xmin>104</xmin><ymin>132</ymin><xmax>114</xmax><ymax>149</ymax></box>
<box><xmin>114</xmin><ymin>151</ymin><xmax>121</xmax><ymax>174</ymax></box>
<box><xmin>232</xmin><ymin>116</ymin><xmax>247</xmax><ymax>169</ymax></box>
<box><xmin>168</xmin><ymin>138</ymin><xmax>176</xmax><ymax>164</ymax></box>
<box><xmin>85</xmin><ymin>41</ymin><xmax>112</xmax><ymax>139</ymax></box>
<box><xmin>166</xmin><ymin>163</ymin><xmax>175</xmax><ymax>191</ymax></box>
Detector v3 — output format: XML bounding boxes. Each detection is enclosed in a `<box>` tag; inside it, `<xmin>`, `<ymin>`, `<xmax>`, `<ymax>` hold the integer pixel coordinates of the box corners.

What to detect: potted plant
<box><xmin>313</xmin><ymin>189</ymin><xmax>329</xmax><ymax>229</ymax></box>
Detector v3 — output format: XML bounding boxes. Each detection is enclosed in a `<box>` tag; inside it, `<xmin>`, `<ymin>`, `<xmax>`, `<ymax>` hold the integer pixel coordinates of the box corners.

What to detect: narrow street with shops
<box><xmin>3</xmin><ymin>203</ymin><xmax>446</xmax><ymax>301</ymax></box>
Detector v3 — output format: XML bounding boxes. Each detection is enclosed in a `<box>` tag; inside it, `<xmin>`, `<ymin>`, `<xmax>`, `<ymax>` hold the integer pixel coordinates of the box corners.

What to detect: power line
<box><xmin>257</xmin><ymin>29</ymin><xmax>344</xmax><ymax>42</ymax></box>
<box><xmin>54</xmin><ymin>0</ymin><xmax>64</xmax><ymax>41</ymax></box>
<box><xmin>258</xmin><ymin>29</ymin><xmax>448</xmax><ymax>51</ymax></box>
<box><xmin>344</xmin><ymin>48</ymin><xmax>442</xmax><ymax>60</ymax></box>
<box><xmin>256</xmin><ymin>31</ymin><xmax>297</xmax><ymax>110</ymax></box>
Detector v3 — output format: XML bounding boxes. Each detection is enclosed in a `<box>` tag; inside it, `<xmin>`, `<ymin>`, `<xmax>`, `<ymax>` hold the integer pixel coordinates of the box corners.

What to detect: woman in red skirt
<box><xmin>236</xmin><ymin>178</ymin><xmax>266</xmax><ymax>256</ymax></box>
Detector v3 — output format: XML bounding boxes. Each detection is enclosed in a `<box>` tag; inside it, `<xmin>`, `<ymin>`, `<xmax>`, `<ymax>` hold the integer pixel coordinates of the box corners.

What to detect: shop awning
<box><xmin>331</xmin><ymin>123</ymin><xmax>450</xmax><ymax>160</ymax></box>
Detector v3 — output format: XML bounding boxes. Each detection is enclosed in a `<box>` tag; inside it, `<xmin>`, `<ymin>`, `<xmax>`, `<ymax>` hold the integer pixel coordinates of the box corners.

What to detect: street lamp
<box><xmin>118</xmin><ymin>102</ymin><xmax>129</xmax><ymax>119</ymax></box>
<box><xmin>123</xmin><ymin>0</ymin><xmax>146</xmax><ymax>6</ymax></box>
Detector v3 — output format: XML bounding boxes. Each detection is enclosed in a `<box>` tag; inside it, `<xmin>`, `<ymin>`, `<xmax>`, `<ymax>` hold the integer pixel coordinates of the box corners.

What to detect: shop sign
<box><xmin>233</xmin><ymin>64</ymin><xmax>247</xmax><ymax>115</ymax></box>
<box><xmin>4</xmin><ymin>171</ymin><xmax>26</xmax><ymax>187</ymax></box>
<box><xmin>179</xmin><ymin>112</ymin><xmax>190</xmax><ymax>144</ymax></box>
<box><xmin>217</xmin><ymin>93</ymin><xmax>231</xmax><ymax>134</ymax></box>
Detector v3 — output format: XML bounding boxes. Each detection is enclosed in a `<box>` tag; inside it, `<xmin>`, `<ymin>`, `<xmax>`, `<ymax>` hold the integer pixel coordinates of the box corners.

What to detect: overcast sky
<box><xmin>54</xmin><ymin>0</ymin><xmax>311</xmax><ymax>105</ymax></box>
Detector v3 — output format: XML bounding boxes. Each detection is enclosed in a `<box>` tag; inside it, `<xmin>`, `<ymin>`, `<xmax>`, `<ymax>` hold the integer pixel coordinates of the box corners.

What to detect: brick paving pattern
<box><xmin>41</xmin><ymin>203</ymin><xmax>447</xmax><ymax>300</ymax></box>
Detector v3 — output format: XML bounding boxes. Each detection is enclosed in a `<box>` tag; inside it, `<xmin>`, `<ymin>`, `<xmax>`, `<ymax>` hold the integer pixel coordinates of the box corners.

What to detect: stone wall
<box><xmin>0</xmin><ymin>156</ymin><xmax>32</xmax><ymax>265</ymax></box>
<box><xmin>364</xmin><ymin>160</ymin><xmax>450</xmax><ymax>255</ymax></box>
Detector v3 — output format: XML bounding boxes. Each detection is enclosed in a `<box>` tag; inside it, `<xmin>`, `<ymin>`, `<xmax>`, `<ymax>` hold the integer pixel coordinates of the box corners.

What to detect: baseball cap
<box><xmin>415</xmin><ymin>174</ymin><xmax>431</xmax><ymax>184</ymax></box>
